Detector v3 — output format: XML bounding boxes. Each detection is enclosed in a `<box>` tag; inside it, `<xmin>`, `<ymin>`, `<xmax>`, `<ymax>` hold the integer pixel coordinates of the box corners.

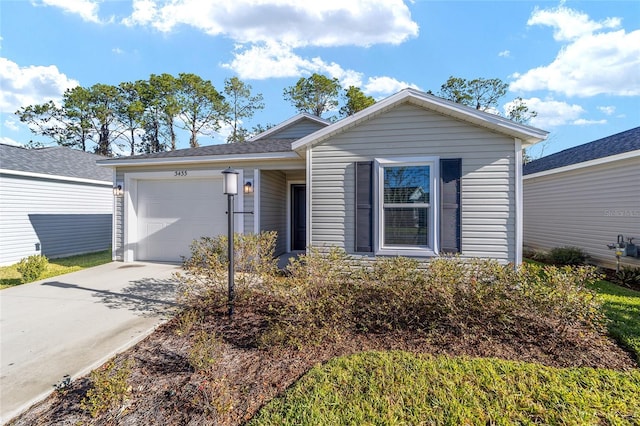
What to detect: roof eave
<box><xmin>97</xmin><ymin>151</ymin><xmax>302</xmax><ymax>167</ymax></box>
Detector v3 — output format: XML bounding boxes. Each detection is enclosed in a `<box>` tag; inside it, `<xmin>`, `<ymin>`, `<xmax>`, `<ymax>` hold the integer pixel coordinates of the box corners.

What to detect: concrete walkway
<box><xmin>0</xmin><ymin>261</ymin><xmax>181</xmax><ymax>424</ymax></box>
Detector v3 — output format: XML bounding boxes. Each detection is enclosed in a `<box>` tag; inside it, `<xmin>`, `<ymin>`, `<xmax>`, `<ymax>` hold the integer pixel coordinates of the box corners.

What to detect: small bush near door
<box><xmin>16</xmin><ymin>254</ymin><xmax>49</xmax><ymax>283</ymax></box>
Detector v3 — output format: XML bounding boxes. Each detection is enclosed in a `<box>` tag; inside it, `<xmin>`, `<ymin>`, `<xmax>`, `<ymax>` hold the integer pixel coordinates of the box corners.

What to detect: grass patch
<box><xmin>0</xmin><ymin>249</ymin><xmax>112</xmax><ymax>289</ymax></box>
<box><xmin>250</xmin><ymin>351</ymin><xmax>640</xmax><ymax>425</ymax></box>
<box><xmin>589</xmin><ymin>279</ymin><xmax>640</xmax><ymax>362</ymax></box>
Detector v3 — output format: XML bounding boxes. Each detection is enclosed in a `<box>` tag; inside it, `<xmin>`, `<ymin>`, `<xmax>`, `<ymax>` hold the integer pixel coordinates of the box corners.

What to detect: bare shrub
<box><xmin>259</xmin><ymin>252</ymin><xmax>606</xmax><ymax>349</ymax></box>
<box><xmin>175</xmin><ymin>232</ymin><xmax>278</xmax><ymax>311</ymax></box>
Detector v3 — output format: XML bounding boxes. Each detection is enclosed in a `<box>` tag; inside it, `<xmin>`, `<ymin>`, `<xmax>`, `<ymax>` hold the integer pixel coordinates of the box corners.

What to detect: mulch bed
<box><xmin>8</xmin><ymin>301</ymin><xmax>638</xmax><ymax>426</ymax></box>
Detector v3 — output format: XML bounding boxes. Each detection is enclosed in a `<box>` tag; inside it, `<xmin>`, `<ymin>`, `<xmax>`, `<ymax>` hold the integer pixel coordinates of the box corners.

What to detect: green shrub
<box><xmin>16</xmin><ymin>254</ymin><xmax>49</xmax><ymax>283</ymax></box>
<box><xmin>547</xmin><ymin>246</ymin><xmax>589</xmax><ymax>265</ymax></box>
<box><xmin>80</xmin><ymin>359</ymin><xmax>133</xmax><ymax>418</ymax></box>
<box><xmin>616</xmin><ymin>266</ymin><xmax>640</xmax><ymax>288</ymax></box>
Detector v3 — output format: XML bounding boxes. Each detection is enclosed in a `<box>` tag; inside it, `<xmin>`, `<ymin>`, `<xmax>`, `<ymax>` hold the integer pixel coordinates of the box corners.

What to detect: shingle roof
<box><xmin>106</xmin><ymin>138</ymin><xmax>296</xmax><ymax>161</ymax></box>
<box><xmin>0</xmin><ymin>144</ymin><xmax>112</xmax><ymax>182</ymax></box>
<box><xmin>523</xmin><ymin>127</ymin><xmax>640</xmax><ymax>175</ymax></box>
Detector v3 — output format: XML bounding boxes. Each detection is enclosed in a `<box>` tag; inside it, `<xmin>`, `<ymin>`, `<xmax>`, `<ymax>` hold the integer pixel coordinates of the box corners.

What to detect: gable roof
<box><xmin>98</xmin><ymin>138</ymin><xmax>299</xmax><ymax>167</ymax></box>
<box><xmin>0</xmin><ymin>144</ymin><xmax>112</xmax><ymax>182</ymax></box>
<box><xmin>292</xmin><ymin>88</ymin><xmax>548</xmax><ymax>150</ymax></box>
<box><xmin>248</xmin><ymin>112</ymin><xmax>331</xmax><ymax>142</ymax></box>
<box><xmin>523</xmin><ymin>126</ymin><xmax>640</xmax><ymax>176</ymax></box>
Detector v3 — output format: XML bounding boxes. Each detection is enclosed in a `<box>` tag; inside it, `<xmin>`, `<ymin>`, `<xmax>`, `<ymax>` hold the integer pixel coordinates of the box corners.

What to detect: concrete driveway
<box><xmin>0</xmin><ymin>261</ymin><xmax>181</xmax><ymax>424</ymax></box>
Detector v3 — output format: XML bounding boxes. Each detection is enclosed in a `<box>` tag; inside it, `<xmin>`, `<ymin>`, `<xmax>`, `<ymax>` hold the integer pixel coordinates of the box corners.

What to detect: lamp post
<box><xmin>222</xmin><ymin>167</ymin><xmax>238</xmax><ymax>317</ymax></box>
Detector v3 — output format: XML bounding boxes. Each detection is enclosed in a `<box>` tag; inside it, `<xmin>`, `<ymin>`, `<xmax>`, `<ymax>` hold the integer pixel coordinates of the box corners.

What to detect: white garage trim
<box><xmin>123</xmin><ymin>169</ymin><xmax>244</xmax><ymax>262</ymax></box>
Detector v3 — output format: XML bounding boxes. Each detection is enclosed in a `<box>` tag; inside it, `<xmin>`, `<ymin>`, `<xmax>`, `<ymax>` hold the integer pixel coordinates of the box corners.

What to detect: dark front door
<box><xmin>291</xmin><ymin>184</ymin><xmax>306</xmax><ymax>251</ymax></box>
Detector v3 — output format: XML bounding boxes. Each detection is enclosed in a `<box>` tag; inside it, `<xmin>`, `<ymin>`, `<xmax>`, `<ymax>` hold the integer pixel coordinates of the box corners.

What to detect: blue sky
<box><xmin>0</xmin><ymin>0</ymin><xmax>638</xmax><ymax>157</ymax></box>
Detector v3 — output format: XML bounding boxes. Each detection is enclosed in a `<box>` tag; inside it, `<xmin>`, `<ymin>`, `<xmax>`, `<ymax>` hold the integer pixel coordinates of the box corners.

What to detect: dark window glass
<box><xmin>383</xmin><ymin>207</ymin><xmax>429</xmax><ymax>246</ymax></box>
<box><xmin>383</xmin><ymin>166</ymin><xmax>430</xmax><ymax>204</ymax></box>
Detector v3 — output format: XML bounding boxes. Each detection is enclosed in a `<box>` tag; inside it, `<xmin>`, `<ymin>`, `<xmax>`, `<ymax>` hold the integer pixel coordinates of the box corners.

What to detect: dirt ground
<box><xmin>8</xmin><ymin>300</ymin><xmax>637</xmax><ymax>426</ymax></box>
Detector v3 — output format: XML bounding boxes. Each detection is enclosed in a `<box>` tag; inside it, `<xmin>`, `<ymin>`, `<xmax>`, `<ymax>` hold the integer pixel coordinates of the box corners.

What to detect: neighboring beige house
<box><xmin>99</xmin><ymin>89</ymin><xmax>548</xmax><ymax>265</ymax></box>
<box><xmin>523</xmin><ymin>127</ymin><xmax>640</xmax><ymax>269</ymax></box>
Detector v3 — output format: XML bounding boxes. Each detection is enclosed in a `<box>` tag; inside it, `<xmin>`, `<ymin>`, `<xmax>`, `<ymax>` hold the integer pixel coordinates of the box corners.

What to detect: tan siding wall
<box><xmin>311</xmin><ymin>103</ymin><xmax>516</xmax><ymax>261</ymax></box>
<box><xmin>523</xmin><ymin>156</ymin><xmax>640</xmax><ymax>269</ymax></box>
<box><xmin>260</xmin><ymin>170</ymin><xmax>287</xmax><ymax>255</ymax></box>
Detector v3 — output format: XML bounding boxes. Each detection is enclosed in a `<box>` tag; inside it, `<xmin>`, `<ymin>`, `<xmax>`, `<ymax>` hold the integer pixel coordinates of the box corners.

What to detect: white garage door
<box><xmin>137</xmin><ymin>178</ymin><xmax>228</xmax><ymax>261</ymax></box>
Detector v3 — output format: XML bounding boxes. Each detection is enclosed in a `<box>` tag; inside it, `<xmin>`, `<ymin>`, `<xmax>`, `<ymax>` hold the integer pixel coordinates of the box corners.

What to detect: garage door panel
<box><xmin>137</xmin><ymin>178</ymin><xmax>228</xmax><ymax>261</ymax></box>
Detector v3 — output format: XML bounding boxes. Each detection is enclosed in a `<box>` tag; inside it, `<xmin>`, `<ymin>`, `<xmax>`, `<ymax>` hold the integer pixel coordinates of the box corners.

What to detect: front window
<box><xmin>377</xmin><ymin>158</ymin><xmax>438</xmax><ymax>255</ymax></box>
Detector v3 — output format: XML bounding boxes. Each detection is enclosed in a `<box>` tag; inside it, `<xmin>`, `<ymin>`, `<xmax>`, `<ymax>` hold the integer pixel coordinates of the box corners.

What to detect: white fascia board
<box><xmin>97</xmin><ymin>151</ymin><xmax>301</xmax><ymax>167</ymax></box>
<box><xmin>514</xmin><ymin>138</ymin><xmax>523</xmax><ymax>266</ymax></box>
<box><xmin>247</xmin><ymin>112</ymin><xmax>331</xmax><ymax>142</ymax></box>
<box><xmin>292</xmin><ymin>88</ymin><xmax>548</xmax><ymax>151</ymax></box>
<box><xmin>523</xmin><ymin>149</ymin><xmax>640</xmax><ymax>180</ymax></box>
<box><xmin>0</xmin><ymin>168</ymin><xmax>111</xmax><ymax>186</ymax></box>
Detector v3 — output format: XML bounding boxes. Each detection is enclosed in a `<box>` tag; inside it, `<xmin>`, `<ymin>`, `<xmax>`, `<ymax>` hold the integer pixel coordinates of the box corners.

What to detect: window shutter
<box><xmin>440</xmin><ymin>158</ymin><xmax>461</xmax><ymax>253</ymax></box>
<box><xmin>355</xmin><ymin>161</ymin><xmax>373</xmax><ymax>252</ymax></box>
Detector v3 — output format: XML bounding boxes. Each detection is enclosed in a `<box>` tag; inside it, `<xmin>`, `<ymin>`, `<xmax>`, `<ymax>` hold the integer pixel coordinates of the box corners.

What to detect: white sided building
<box><xmin>523</xmin><ymin>127</ymin><xmax>640</xmax><ymax>269</ymax></box>
<box><xmin>0</xmin><ymin>144</ymin><xmax>113</xmax><ymax>265</ymax></box>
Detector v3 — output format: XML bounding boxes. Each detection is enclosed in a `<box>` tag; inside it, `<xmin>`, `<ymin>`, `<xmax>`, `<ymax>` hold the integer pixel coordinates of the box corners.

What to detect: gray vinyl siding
<box><xmin>267</xmin><ymin>121</ymin><xmax>326</xmax><ymax>139</ymax></box>
<box><xmin>523</xmin><ymin>155</ymin><xmax>640</xmax><ymax>269</ymax></box>
<box><xmin>260</xmin><ymin>170</ymin><xmax>288</xmax><ymax>255</ymax></box>
<box><xmin>310</xmin><ymin>103</ymin><xmax>517</xmax><ymax>262</ymax></box>
<box><xmin>0</xmin><ymin>173</ymin><xmax>112</xmax><ymax>265</ymax></box>
<box><xmin>243</xmin><ymin>169</ymin><xmax>254</xmax><ymax>234</ymax></box>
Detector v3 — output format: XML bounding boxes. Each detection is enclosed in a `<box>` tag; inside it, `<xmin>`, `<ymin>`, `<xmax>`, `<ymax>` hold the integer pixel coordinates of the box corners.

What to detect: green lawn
<box><xmin>251</xmin><ymin>265</ymin><xmax>640</xmax><ymax>425</ymax></box>
<box><xmin>0</xmin><ymin>250</ymin><xmax>112</xmax><ymax>290</ymax></box>
<box><xmin>250</xmin><ymin>351</ymin><xmax>640</xmax><ymax>425</ymax></box>
<box><xmin>589</xmin><ymin>279</ymin><xmax>640</xmax><ymax>362</ymax></box>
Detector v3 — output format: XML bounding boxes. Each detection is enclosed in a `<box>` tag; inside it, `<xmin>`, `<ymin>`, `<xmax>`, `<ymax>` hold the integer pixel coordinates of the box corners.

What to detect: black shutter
<box><xmin>440</xmin><ymin>158</ymin><xmax>461</xmax><ymax>253</ymax></box>
<box><xmin>355</xmin><ymin>161</ymin><xmax>373</xmax><ymax>252</ymax></box>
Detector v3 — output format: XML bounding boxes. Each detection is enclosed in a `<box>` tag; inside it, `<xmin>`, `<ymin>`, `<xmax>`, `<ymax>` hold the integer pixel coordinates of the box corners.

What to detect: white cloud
<box><xmin>498</xmin><ymin>50</ymin><xmax>510</xmax><ymax>57</ymax></box>
<box><xmin>222</xmin><ymin>42</ymin><xmax>364</xmax><ymax>88</ymax></box>
<box><xmin>511</xmin><ymin>6</ymin><xmax>640</xmax><ymax>97</ymax></box>
<box><xmin>573</xmin><ymin>118</ymin><xmax>606</xmax><ymax>125</ymax></box>
<box><xmin>4</xmin><ymin>117</ymin><xmax>20</xmax><ymax>131</ymax></box>
<box><xmin>112</xmin><ymin>47</ymin><xmax>124</xmax><ymax>54</ymax></box>
<box><xmin>0</xmin><ymin>57</ymin><xmax>78</xmax><ymax>113</ymax></box>
<box><xmin>123</xmin><ymin>0</ymin><xmax>418</xmax><ymax>48</ymax></box>
<box><xmin>0</xmin><ymin>136</ymin><xmax>23</xmax><ymax>147</ymax></box>
<box><xmin>527</xmin><ymin>6</ymin><xmax>620</xmax><ymax>41</ymax></box>
<box><xmin>122</xmin><ymin>0</ymin><xmax>157</xmax><ymax>26</ymax></box>
<box><xmin>36</xmin><ymin>0</ymin><xmax>102</xmax><ymax>23</ymax></box>
<box><xmin>363</xmin><ymin>76</ymin><xmax>420</xmax><ymax>96</ymax></box>
<box><xmin>517</xmin><ymin>97</ymin><xmax>586</xmax><ymax>128</ymax></box>
<box><xmin>597</xmin><ymin>106</ymin><xmax>616</xmax><ymax>116</ymax></box>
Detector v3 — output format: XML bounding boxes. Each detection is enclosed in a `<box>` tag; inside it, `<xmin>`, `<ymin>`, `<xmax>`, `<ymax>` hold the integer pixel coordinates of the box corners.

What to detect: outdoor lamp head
<box><xmin>222</xmin><ymin>167</ymin><xmax>239</xmax><ymax>195</ymax></box>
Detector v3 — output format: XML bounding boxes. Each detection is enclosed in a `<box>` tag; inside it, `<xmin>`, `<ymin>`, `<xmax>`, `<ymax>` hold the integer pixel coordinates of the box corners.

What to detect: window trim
<box><xmin>374</xmin><ymin>156</ymin><xmax>440</xmax><ymax>257</ymax></box>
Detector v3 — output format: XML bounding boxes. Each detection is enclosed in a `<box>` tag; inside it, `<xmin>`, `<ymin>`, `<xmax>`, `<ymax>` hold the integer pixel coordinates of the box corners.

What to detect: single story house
<box><xmin>523</xmin><ymin>127</ymin><xmax>640</xmax><ymax>269</ymax></box>
<box><xmin>99</xmin><ymin>88</ymin><xmax>548</xmax><ymax>265</ymax></box>
<box><xmin>0</xmin><ymin>144</ymin><xmax>113</xmax><ymax>265</ymax></box>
